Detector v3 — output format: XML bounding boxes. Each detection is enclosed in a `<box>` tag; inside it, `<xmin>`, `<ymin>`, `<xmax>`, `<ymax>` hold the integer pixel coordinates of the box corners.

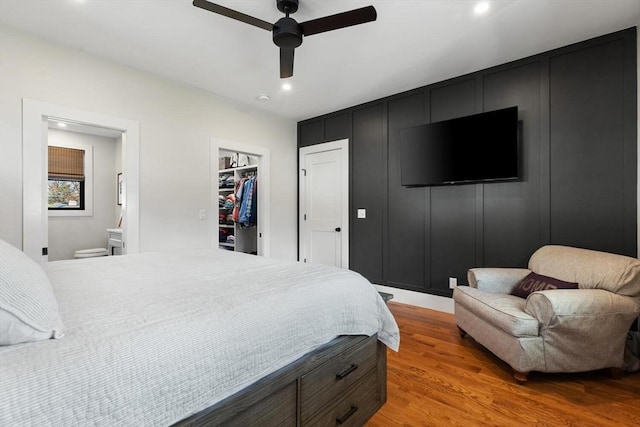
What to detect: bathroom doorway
<box><xmin>22</xmin><ymin>99</ymin><xmax>140</xmax><ymax>262</ymax></box>
<box><xmin>46</xmin><ymin>122</ymin><xmax>123</xmax><ymax>260</ymax></box>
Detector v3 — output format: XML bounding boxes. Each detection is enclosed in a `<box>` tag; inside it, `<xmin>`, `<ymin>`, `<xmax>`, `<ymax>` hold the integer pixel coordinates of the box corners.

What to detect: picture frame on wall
<box><xmin>117</xmin><ymin>173</ymin><xmax>123</xmax><ymax>206</ymax></box>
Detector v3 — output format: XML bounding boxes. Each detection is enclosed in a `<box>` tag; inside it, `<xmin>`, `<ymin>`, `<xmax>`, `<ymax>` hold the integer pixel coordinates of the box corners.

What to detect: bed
<box><xmin>0</xmin><ymin>241</ymin><xmax>399</xmax><ymax>426</ymax></box>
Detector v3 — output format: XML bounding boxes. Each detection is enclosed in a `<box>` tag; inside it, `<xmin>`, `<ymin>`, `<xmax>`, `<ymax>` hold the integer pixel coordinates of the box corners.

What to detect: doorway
<box><xmin>22</xmin><ymin>99</ymin><xmax>140</xmax><ymax>262</ymax></box>
<box><xmin>211</xmin><ymin>138</ymin><xmax>270</xmax><ymax>257</ymax></box>
<box><xmin>298</xmin><ymin>139</ymin><xmax>349</xmax><ymax>268</ymax></box>
<box><xmin>47</xmin><ymin>124</ymin><xmax>122</xmax><ymax>260</ymax></box>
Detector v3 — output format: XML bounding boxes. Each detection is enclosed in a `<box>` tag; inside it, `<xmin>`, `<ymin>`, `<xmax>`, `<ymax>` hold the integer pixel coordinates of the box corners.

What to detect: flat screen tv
<box><xmin>399</xmin><ymin>106</ymin><xmax>519</xmax><ymax>186</ymax></box>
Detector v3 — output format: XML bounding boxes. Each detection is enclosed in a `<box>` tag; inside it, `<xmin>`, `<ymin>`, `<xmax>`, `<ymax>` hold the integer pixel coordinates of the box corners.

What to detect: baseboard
<box><xmin>374</xmin><ymin>285</ymin><xmax>454</xmax><ymax>314</ymax></box>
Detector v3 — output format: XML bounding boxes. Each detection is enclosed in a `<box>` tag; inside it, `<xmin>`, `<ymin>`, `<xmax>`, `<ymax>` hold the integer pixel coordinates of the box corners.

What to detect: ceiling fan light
<box><xmin>474</xmin><ymin>2</ymin><xmax>490</xmax><ymax>15</ymax></box>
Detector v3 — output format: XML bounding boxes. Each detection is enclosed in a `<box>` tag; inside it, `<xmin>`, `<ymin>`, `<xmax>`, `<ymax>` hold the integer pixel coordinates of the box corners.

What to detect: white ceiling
<box><xmin>1</xmin><ymin>0</ymin><xmax>639</xmax><ymax>121</ymax></box>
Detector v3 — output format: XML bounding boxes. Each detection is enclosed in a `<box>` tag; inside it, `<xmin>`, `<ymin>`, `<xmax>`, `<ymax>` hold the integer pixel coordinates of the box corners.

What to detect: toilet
<box><xmin>74</xmin><ymin>248</ymin><xmax>109</xmax><ymax>259</ymax></box>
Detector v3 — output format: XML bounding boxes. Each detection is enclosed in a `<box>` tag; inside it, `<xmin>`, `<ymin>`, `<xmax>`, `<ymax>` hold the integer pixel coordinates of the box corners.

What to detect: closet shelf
<box><xmin>219</xmin><ymin>165</ymin><xmax>257</xmax><ymax>174</ymax></box>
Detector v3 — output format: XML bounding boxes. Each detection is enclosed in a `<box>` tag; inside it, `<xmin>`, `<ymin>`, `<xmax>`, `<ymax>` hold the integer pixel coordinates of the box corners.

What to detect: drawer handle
<box><xmin>336</xmin><ymin>363</ymin><xmax>358</xmax><ymax>380</ymax></box>
<box><xmin>336</xmin><ymin>405</ymin><xmax>358</xmax><ymax>425</ymax></box>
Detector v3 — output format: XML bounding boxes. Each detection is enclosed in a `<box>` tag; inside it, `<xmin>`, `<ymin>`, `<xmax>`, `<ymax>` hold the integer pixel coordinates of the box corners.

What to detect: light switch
<box><xmin>199</xmin><ymin>209</ymin><xmax>206</xmax><ymax>220</ymax></box>
<box><xmin>357</xmin><ymin>209</ymin><xmax>366</xmax><ymax>219</ymax></box>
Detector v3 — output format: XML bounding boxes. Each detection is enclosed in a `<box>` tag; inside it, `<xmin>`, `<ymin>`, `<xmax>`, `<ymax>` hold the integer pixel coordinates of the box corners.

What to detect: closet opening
<box><xmin>211</xmin><ymin>139</ymin><xmax>270</xmax><ymax>257</ymax></box>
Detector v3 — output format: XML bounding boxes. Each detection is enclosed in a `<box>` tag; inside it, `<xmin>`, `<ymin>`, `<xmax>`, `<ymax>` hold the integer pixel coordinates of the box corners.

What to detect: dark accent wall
<box><xmin>298</xmin><ymin>28</ymin><xmax>637</xmax><ymax>297</ymax></box>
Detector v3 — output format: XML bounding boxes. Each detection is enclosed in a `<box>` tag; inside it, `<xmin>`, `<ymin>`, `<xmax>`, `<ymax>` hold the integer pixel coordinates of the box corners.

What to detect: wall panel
<box><xmin>386</xmin><ymin>92</ymin><xmax>427</xmax><ymax>291</ymax></box>
<box><xmin>324</xmin><ymin>113</ymin><xmax>351</xmax><ymax>142</ymax></box>
<box><xmin>299</xmin><ymin>119</ymin><xmax>324</xmax><ymax>147</ymax></box>
<box><xmin>351</xmin><ymin>104</ymin><xmax>384</xmax><ymax>282</ymax></box>
<box><xmin>482</xmin><ymin>62</ymin><xmax>543</xmax><ymax>267</ymax></box>
<box><xmin>549</xmin><ymin>38</ymin><xmax>632</xmax><ymax>255</ymax></box>
<box><xmin>428</xmin><ymin>80</ymin><xmax>477</xmax><ymax>293</ymax></box>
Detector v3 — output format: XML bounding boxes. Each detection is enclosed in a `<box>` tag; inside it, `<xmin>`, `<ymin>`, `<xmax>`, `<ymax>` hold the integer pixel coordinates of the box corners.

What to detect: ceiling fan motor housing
<box><xmin>277</xmin><ymin>0</ymin><xmax>299</xmax><ymax>14</ymax></box>
<box><xmin>273</xmin><ymin>17</ymin><xmax>303</xmax><ymax>48</ymax></box>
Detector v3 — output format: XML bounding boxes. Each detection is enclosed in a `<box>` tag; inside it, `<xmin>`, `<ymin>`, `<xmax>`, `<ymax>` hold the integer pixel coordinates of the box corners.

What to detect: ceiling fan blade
<box><xmin>300</xmin><ymin>6</ymin><xmax>377</xmax><ymax>37</ymax></box>
<box><xmin>280</xmin><ymin>48</ymin><xmax>295</xmax><ymax>78</ymax></box>
<box><xmin>193</xmin><ymin>0</ymin><xmax>273</xmax><ymax>31</ymax></box>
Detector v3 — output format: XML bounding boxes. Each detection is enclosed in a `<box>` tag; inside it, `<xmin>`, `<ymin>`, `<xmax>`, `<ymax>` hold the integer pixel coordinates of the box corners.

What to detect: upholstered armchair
<box><xmin>453</xmin><ymin>245</ymin><xmax>640</xmax><ymax>383</ymax></box>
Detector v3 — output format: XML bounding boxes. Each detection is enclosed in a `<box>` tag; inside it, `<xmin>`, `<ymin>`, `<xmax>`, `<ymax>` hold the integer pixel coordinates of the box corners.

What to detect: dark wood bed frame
<box><xmin>172</xmin><ymin>334</ymin><xmax>387</xmax><ymax>426</ymax></box>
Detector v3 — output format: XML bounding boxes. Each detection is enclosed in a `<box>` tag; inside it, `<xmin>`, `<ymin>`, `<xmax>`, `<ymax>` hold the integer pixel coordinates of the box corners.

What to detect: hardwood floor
<box><xmin>366</xmin><ymin>302</ymin><xmax>640</xmax><ymax>427</ymax></box>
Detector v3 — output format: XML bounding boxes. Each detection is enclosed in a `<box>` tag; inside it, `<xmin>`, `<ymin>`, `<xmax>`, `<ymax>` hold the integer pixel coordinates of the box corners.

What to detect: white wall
<box><xmin>47</xmin><ymin>129</ymin><xmax>117</xmax><ymax>261</ymax></box>
<box><xmin>0</xmin><ymin>26</ymin><xmax>298</xmax><ymax>260</ymax></box>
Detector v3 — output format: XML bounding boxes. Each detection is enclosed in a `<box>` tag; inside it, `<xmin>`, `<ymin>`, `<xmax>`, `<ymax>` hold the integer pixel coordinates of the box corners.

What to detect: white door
<box><xmin>299</xmin><ymin>139</ymin><xmax>349</xmax><ymax>268</ymax></box>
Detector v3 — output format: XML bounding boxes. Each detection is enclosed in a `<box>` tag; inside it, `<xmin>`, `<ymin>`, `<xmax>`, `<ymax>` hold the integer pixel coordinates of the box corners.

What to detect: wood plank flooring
<box><xmin>366</xmin><ymin>302</ymin><xmax>640</xmax><ymax>427</ymax></box>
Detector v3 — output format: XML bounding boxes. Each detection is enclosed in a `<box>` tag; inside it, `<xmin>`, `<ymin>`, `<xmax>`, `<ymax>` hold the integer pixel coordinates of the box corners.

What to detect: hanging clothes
<box><xmin>232</xmin><ymin>177</ymin><xmax>246</xmax><ymax>223</ymax></box>
<box><xmin>238</xmin><ymin>175</ymin><xmax>257</xmax><ymax>227</ymax></box>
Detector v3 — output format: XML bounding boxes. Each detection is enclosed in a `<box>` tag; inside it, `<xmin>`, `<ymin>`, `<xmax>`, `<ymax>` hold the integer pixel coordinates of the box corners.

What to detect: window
<box><xmin>48</xmin><ymin>146</ymin><xmax>85</xmax><ymax>210</ymax></box>
<box><xmin>48</xmin><ymin>179</ymin><xmax>84</xmax><ymax>209</ymax></box>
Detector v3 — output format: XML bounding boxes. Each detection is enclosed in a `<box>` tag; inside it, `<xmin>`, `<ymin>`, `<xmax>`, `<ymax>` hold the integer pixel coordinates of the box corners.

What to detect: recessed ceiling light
<box><xmin>257</xmin><ymin>94</ymin><xmax>270</xmax><ymax>101</ymax></box>
<box><xmin>57</xmin><ymin>122</ymin><xmax>67</xmax><ymax>128</ymax></box>
<box><xmin>282</xmin><ymin>82</ymin><xmax>292</xmax><ymax>91</ymax></box>
<box><xmin>474</xmin><ymin>1</ymin><xmax>490</xmax><ymax>15</ymax></box>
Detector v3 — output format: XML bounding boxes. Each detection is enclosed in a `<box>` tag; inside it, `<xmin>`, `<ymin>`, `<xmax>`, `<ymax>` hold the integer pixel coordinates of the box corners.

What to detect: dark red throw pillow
<box><xmin>511</xmin><ymin>272</ymin><xmax>579</xmax><ymax>298</ymax></box>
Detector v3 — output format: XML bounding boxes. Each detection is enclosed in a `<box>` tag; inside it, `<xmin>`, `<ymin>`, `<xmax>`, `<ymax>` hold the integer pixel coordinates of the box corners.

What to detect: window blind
<box><xmin>48</xmin><ymin>146</ymin><xmax>85</xmax><ymax>181</ymax></box>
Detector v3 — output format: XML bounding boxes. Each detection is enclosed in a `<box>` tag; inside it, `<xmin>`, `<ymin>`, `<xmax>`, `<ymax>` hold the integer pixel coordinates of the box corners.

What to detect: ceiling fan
<box><xmin>193</xmin><ymin>0</ymin><xmax>377</xmax><ymax>78</ymax></box>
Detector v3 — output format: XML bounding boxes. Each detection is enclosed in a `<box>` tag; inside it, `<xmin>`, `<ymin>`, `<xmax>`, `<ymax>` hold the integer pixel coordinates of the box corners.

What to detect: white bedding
<box><xmin>0</xmin><ymin>249</ymin><xmax>399</xmax><ymax>426</ymax></box>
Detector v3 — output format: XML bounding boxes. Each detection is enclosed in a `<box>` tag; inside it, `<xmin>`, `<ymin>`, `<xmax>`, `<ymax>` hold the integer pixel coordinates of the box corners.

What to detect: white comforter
<box><xmin>0</xmin><ymin>249</ymin><xmax>399</xmax><ymax>426</ymax></box>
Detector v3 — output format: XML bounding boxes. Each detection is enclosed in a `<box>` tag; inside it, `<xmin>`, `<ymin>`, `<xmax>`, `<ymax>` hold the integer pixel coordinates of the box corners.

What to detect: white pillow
<box><xmin>0</xmin><ymin>239</ymin><xmax>64</xmax><ymax>345</ymax></box>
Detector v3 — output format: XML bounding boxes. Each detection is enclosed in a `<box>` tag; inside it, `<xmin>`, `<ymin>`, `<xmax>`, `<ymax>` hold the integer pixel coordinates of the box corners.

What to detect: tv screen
<box><xmin>399</xmin><ymin>106</ymin><xmax>519</xmax><ymax>186</ymax></box>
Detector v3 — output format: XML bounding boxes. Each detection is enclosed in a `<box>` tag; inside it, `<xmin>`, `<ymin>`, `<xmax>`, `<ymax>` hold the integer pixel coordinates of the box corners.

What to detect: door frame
<box><xmin>210</xmin><ymin>138</ymin><xmax>270</xmax><ymax>257</ymax></box>
<box><xmin>298</xmin><ymin>139</ymin><xmax>349</xmax><ymax>268</ymax></box>
<box><xmin>22</xmin><ymin>99</ymin><xmax>140</xmax><ymax>261</ymax></box>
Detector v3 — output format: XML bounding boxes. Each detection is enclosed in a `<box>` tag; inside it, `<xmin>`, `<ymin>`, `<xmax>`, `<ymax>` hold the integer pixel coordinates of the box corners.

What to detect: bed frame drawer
<box><xmin>222</xmin><ymin>382</ymin><xmax>296</xmax><ymax>426</ymax></box>
<box><xmin>305</xmin><ymin>372</ymin><xmax>380</xmax><ymax>427</ymax></box>
<box><xmin>300</xmin><ymin>334</ymin><xmax>378</xmax><ymax>421</ymax></box>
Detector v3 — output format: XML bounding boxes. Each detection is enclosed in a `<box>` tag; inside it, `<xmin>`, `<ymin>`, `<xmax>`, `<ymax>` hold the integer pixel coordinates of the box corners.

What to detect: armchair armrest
<box><xmin>467</xmin><ymin>268</ymin><xmax>530</xmax><ymax>294</ymax></box>
<box><xmin>525</xmin><ymin>289</ymin><xmax>640</xmax><ymax>324</ymax></box>
<box><xmin>524</xmin><ymin>289</ymin><xmax>640</xmax><ymax>370</ymax></box>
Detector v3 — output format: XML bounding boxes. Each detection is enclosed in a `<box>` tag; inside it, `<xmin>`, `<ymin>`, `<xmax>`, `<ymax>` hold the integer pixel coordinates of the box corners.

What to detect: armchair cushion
<box><xmin>510</xmin><ymin>272</ymin><xmax>578</xmax><ymax>298</ymax></box>
<box><xmin>453</xmin><ymin>286</ymin><xmax>539</xmax><ymax>337</ymax></box>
